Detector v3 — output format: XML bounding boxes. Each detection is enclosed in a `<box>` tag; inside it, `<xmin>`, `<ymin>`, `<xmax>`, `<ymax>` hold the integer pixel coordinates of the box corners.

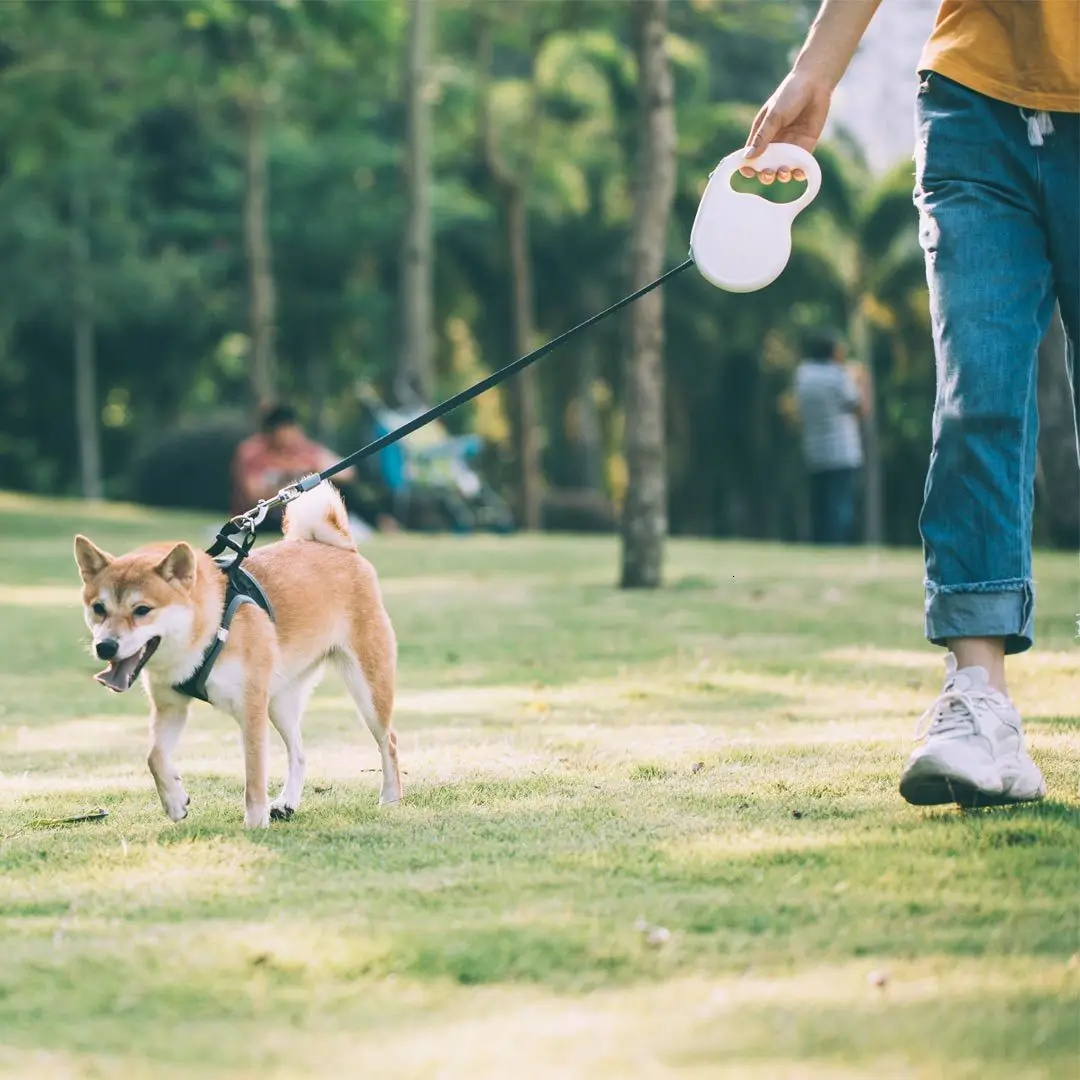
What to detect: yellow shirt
<box><xmin>919</xmin><ymin>0</ymin><xmax>1080</xmax><ymax>112</ymax></box>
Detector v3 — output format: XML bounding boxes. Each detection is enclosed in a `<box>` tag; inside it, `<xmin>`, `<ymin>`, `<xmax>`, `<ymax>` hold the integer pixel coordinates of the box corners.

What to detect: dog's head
<box><xmin>74</xmin><ymin>536</ymin><xmax>198</xmax><ymax>693</ymax></box>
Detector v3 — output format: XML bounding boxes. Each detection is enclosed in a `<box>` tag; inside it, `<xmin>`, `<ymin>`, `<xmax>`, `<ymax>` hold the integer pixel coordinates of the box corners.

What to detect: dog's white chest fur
<box><xmin>205</xmin><ymin>657</ymin><xmax>247</xmax><ymax>717</ymax></box>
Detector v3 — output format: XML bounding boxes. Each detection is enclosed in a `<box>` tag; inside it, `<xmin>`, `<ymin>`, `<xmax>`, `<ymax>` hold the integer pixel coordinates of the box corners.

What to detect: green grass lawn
<box><xmin>1</xmin><ymin>491</ymin><xmax>1077</xmax><ymax>1080</ymax></box>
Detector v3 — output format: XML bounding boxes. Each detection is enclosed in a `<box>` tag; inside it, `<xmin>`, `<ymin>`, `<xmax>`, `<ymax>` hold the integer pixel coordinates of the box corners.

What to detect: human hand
<box><xmin>739</xmin><ymin>70</ymin><xmax>833</xmax><ymax>184</ymax></box>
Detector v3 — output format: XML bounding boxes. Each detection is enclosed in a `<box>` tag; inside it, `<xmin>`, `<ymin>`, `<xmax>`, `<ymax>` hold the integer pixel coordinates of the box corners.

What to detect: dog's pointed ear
<box><xmin>155</xmin><ymin>542</ymin><xmax>197</xmax><ymax>590</ymax></box>
<box><xmin>74</xmin><ymin>535</ymin><xmax>114</xmax><ymax>583</ymax></box>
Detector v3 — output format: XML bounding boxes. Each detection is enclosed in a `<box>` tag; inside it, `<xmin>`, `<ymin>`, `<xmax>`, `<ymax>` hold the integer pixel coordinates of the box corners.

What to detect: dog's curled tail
<box><xmin>282</xmin><ymin>479</ymin><xmax>356</xmax><ymax>551</ymax></box>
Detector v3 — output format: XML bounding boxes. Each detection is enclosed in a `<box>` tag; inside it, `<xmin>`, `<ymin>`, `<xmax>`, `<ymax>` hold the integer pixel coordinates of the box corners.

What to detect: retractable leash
<box><xmin>208</xmin><ymin>143</ymin><xmax>822</xmax><ymax>569</ymax></box>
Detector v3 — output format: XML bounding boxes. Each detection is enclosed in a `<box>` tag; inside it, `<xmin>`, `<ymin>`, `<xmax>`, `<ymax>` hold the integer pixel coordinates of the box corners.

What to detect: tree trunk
<box><xmin>476</xmin><ymin>18</ymin><xmax>544</xmax><ymax>530</ymax></box>
<box><xmin>71</xmin><ymin>180</ymin><xmax>102</xmax><ymax>500</ymax></box>
<box><xmin>243</xmin><ymin>88</ymin><xmax>277</xmax><ymax>403</ymax></box>
<box><xmin>851</xmin><ymin>304</ymin><xmax>883</xmax><ymax>544</ymax></box>
<box><xmin>1037</xmin><ymin>308</ymin><xmax>1080</xmax><ymax>546</ymax></box>
<box><xmin>620</xmin><ymin>0</ymin><xmax>675</xmax><ymax>588</ymax></box>
<box><xmin>578</xmin><ymin>333</ymin><xmax>603</xmax><ymax>495</ymax></box>
<box><xmin>861</xmin><ymin>358</ymin><xmax>884</xmax><ymax>545</ymax></box>
<box><xmin>307</xmin><ymin>345</ymin><xmax>329</xmax><ymax>443</ymax></box>
<box><xmin>506</xmin><ymin>184</ymin><xmax>543</xmax><ymax>530</ymax></box>
<box><xmin>396</xmin><ymin>0</ymin><xmax>435</xmax><ymax>408</ymax></box>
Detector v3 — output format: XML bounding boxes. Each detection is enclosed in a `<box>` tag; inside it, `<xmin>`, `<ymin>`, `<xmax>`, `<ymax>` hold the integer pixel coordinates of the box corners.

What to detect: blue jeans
<box><xmin>914</xmin><ymin>72</ymin><xmax>1079</xmax><ymax>655</ymax></box>
<box><xmin>810</xmin><ymin>466</ymin><xmax>858</xmax><ymax>545</ymax></box>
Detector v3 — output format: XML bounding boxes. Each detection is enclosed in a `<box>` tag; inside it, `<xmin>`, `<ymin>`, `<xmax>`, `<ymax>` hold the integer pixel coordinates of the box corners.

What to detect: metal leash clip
<box><xmin>233</xmin><ymin>473</ymin><xmax>323</xmax><ymax>533</ymax></box>
<box><xmin>209</xmin><ymin>474</ymin><xmax>325</xmax><ymax>563</ymax></box>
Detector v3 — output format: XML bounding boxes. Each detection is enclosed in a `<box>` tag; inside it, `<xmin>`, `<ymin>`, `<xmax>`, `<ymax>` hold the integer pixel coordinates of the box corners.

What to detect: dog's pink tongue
<box><xmin>94</xmin><ymin>655</ymin><xmax>139</xmax><ymax>693</ymax></box>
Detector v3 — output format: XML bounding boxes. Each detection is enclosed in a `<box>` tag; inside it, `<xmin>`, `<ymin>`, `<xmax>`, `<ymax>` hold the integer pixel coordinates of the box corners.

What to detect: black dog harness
<box><xmin>173</xmin><ymin>562</ymin><xmax>275</xmax><ymax>703</ymax></box>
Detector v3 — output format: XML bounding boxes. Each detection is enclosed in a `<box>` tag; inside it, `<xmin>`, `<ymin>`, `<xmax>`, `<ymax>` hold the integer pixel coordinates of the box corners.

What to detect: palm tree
<box><xmin>788</xmin><ymin>155</ymin><xmax>927</xmax><ymax>544</ymax></box>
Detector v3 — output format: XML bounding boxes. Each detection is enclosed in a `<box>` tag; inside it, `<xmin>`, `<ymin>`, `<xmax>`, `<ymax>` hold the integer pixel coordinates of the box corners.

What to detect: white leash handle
<box><xmin>690</xmin><ymin>143</ymin><xmax>822</xmax><ymax>293</ymax></box>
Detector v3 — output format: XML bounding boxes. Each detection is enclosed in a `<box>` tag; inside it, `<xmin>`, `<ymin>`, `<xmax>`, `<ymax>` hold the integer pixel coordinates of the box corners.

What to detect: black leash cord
<box><xmin>208</xmin><ymin>257</ymin><xmax>693</xmax><ymax>557</ymax></box>
<box><xmin>319</xmin><ymin>257</ymin><xmax>694</xmax><ymax>482</ymax></box>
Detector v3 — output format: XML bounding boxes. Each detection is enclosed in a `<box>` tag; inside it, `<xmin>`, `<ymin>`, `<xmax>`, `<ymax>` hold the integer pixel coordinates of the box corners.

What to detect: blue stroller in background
<box><xmin>364</xmin><ymin>396</ymin><xmax>515</xmax><ymax>535</ymax></box>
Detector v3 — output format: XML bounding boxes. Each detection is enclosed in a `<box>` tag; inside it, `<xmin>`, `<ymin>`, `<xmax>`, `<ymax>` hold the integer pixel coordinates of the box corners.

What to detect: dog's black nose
<box><xmin>95</xmin><ymin>639</ymin><xmax>119</xmax><ymax>661</ymax></box>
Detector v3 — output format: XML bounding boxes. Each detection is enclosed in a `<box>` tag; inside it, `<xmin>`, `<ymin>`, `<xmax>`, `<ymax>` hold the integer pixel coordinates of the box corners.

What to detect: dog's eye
<box><xmin>91</xmin><ymin>602</ymin><xmax>106</xmax><ymax>618</ymax></box>
<box><xmin>132</xmin><ymin>605</ymin><xmax>153</xmax><ymax>618</ymax></box>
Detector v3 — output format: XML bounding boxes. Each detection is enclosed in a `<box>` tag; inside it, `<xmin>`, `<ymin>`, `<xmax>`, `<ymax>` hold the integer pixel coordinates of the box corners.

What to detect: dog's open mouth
<box><xmin>95</xmin><ymin>637</ymin><xmax>161</xmax><ymax>693</ymax></box>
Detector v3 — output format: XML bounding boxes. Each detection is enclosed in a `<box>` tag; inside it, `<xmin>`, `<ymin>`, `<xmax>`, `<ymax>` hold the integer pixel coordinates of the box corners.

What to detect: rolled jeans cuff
<box><xmin>924</xmin><ymin>580</ymin><xmax>1035</xmax><ymax>655</ymax></box>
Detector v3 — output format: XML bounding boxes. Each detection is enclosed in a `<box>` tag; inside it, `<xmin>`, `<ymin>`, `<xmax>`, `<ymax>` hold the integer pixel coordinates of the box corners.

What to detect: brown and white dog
<box><xmin>73</xmin><ymin>484</ymin><xmax>399</xmax><ymax>828</ymax></box>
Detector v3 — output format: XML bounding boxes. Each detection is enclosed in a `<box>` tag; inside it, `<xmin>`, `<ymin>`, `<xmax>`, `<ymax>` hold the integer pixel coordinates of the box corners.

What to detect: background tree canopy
<box><xmin>0</xmin><ymin>0</ymin><xmax>1074</xmax><ymax>548</ymax></box>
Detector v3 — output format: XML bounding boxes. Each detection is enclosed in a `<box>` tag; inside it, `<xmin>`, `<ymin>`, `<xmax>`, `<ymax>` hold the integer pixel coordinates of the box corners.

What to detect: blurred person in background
<box><xmin>231</xmin><ymin>401</ymin><xmax>397</xmax><ymax>538</ymax></box>
<box><xmin>792</xmin><ymin>327</ymin><xmax>866</xmax><ymax>545</ymax></box>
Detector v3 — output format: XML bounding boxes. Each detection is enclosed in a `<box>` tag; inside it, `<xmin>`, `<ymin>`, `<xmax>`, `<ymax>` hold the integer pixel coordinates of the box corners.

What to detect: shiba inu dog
<box><xmin>73</xmin><ymin>483</ymin><xmax>400</xmax><ymax>828</ymax></box>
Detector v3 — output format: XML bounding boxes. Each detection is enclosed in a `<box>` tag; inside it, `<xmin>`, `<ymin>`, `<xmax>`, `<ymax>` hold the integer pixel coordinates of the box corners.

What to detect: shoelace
<box><xmin>913</xmin><ymin>687</ymin><xmax>988</xmax><ymax>742</ymax></box>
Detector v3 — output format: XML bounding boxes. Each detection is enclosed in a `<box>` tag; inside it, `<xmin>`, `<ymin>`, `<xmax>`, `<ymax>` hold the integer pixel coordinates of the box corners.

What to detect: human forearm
<box><xmin>741</xmin><ymin>0</ymin><xmax>884</xmax><ymax>164</ymax></box>
<box><xmin>793</xmin><ymin>0</ymin><xmax>884</xmax><ymax>89</ymax></box>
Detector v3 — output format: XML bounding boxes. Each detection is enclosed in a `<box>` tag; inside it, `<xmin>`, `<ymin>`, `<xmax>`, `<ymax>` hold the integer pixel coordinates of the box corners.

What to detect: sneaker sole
<box><xmin>899</xmin><ymin>760</ymin><xmax>1044</xmax><ymax>809</ymax></box>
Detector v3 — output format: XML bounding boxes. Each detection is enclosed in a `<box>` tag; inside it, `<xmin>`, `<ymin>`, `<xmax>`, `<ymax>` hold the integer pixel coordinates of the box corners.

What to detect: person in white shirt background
<box><xmin>791</xmin><ymin>328</ymin><xmax>866</xmax><ymax>545</ymax></box>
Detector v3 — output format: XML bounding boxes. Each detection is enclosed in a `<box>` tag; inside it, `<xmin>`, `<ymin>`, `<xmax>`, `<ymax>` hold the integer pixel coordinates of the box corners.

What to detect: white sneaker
<box><xmin>899</xmin><ymin>654</ymin><xmax>1046</xmax><ymax>808</ymax></box>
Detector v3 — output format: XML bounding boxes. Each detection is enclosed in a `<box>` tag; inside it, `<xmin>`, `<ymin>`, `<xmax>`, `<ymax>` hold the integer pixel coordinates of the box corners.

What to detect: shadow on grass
<box><xmin>668</xmin><ymin>986</ymin><xmax>1079</xmax><ymax>1077</ymax></box>
<box><xmin>1</xmin><ymin>762</ymin><xmax>1078</xmax><ymax>1076</ymax></box>
<box><xmin>4</xmin><ymin>776</ymin><xmax>1077</xmax><ymax>985</ymax></box>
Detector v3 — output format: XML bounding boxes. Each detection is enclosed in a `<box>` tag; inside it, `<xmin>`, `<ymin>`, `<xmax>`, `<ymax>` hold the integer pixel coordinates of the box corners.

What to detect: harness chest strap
<box><xmin>173</xmin><ymin>566</ymin><xmax>275</xmax><ymax>703</ymax></box>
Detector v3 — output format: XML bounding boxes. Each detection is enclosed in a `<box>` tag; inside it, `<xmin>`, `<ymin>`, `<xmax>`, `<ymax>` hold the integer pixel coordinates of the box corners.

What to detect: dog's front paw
<box><xmin>161</xmin><ymin>789</ymin><xmax>191</xmax><ymax>823</ymax></box>
<box><xmin>244</xmin><ymin>805</ymin><xmax>270</xmax><ymax>829</ymax></box>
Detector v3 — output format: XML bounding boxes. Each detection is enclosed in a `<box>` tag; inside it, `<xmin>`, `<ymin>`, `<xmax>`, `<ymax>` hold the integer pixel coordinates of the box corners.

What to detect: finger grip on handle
<box><xmin>726</xmin><ymin>142</ymin><xmax>822</xmax><ymax>213</ymax></box>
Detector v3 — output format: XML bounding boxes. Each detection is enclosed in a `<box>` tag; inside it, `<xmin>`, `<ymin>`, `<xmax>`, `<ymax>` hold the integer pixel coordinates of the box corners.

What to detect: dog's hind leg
<box><xmin>241</xmin><ymin>682</ymin><xmax>272</xmax><ymax>829</ymax></box>
<box><xmin>269</xmin><ymin>667</ymin><xmax>322</xmax><ymax>820</ymax></box>
<box><xmin>333</xmin><ymin>648</ymin><xmax>400</xmax><ymax>806</ymax></box>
